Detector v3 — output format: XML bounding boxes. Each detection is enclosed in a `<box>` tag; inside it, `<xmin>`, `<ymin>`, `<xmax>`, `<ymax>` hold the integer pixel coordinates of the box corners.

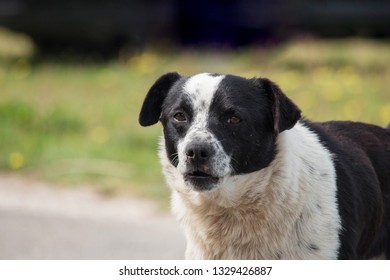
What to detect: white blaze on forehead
<box><xmin>177</xmin><ymin>73</ymin><xmax>230</xmax><ymax>178</ymax></box>
<box><xmin>183</xmin><ymin>73</ymin><xmax>225</xmax><ymax>120</ymax></box>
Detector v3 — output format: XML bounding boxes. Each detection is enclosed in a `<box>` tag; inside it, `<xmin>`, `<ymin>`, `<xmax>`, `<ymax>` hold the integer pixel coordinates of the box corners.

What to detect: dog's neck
<box><xmin>160</xmin><ymin>122</ymin><xmax>341</xmax><ymax>259</ymax></box>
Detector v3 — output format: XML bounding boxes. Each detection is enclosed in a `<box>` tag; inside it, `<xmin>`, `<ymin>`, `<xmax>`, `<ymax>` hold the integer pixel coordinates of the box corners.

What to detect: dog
<box><xmin>139</xmin><ymin>72</ymin><xmax>390</xmax><ymax>259</ymax></box>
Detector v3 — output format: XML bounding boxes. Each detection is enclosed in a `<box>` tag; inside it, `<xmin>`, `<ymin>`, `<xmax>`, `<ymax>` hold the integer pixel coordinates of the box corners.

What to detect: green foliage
<box><xmin>43</xmin><ymin>107</ymin><xmax>84</xmax><ymax>134</ymax></box>
<box><xmin>0</xmin><ymin>100</ymin><xmax>37</xmax><ymax>128</ymax></box>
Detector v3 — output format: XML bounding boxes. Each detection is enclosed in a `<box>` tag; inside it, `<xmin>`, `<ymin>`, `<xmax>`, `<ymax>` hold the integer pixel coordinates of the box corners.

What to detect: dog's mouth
<box><xmin>184</xmin><ymin>170</ymin><xmax>219</xmax><ymax>191</ymax></box>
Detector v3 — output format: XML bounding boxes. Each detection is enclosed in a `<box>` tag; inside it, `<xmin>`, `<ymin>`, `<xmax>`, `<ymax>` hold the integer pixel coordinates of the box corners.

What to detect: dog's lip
<box><xmin>186</xmin><ymin>170</ymin><xmax>215</xmax><ymax>178</ymax></box>
<box><xmin>184</xmin><ymin>170</ymin><xmax>220</xmax><ymax>191</ymax></box>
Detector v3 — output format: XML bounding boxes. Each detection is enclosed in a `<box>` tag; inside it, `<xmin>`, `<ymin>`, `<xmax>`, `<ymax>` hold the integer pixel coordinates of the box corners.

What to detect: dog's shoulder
<box><xmin>303</xmin><ymin>120</ymin><xmax>389</xmax><ymax>162</ymax></box>
<box><xmin>314</xmin><ymin>121</ymin><xmax>389</xmax><ymax>145</ymax></box>
<box><xmin>305</xmin><ymin>120</ymin><xmax>389</xmax><ymax>187</ymax></box>
<box><xmin>302</xmin><ymin>120</ymin><xmax>389</xmax><ymax>259</ymax></box>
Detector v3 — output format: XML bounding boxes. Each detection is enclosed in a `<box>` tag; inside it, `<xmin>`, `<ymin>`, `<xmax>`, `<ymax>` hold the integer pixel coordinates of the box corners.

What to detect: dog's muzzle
<box><xmin>183</xmin><ymin>142</ymin><xmax>220</xmax><ymax>191</ymax></box>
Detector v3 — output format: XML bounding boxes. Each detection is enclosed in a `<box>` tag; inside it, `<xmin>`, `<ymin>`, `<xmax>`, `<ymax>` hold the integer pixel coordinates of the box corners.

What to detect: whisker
<box><xmin>169</xmin><ymin>153</ymin><xmax>179</xmax><ymax>165</ymax></box>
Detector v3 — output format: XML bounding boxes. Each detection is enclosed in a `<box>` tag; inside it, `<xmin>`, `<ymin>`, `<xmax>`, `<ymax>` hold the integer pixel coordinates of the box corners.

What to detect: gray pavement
<box><xmin>0</xmin><ymin>175</ymin><xmax>185</xmax><ymax>259</ymax></box>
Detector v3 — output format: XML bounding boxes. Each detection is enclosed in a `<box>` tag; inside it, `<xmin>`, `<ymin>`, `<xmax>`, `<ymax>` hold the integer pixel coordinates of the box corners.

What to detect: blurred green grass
<box><xmin>0</xmin><ymin>28</ymin><xmax>389</xmax><ymax>203</ymax></box>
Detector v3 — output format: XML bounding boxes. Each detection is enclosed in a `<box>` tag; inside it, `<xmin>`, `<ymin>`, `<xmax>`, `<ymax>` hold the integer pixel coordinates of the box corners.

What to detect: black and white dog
<box><xmin>139</xmin><ymin>72</ymin><xmax>390</xmax><ymax>259</ymax></box>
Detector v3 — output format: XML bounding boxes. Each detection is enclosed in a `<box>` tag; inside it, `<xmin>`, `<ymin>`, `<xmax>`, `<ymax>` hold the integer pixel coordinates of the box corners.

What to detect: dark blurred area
<box><xmin>0</xmin><ymin>0</ymin><xmax>389</xmax><ymax>53</ymax></box>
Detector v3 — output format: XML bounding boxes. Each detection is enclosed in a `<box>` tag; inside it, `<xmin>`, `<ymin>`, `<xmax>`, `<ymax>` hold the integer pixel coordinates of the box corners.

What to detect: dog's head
<box><xmin>139</xmin><ymin>73</ymin><xmax>301</xmax><ymax>192</ymax></box>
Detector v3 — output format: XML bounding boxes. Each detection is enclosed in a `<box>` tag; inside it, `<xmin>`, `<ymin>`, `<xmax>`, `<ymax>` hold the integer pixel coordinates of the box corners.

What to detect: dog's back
<box><xmin>308</xmin><ymin>121</ymin><xmax>390</xmax><ymax>259</ymax></box>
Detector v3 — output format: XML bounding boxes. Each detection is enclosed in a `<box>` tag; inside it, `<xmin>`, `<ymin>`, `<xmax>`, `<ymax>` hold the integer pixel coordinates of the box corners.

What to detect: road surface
<box><xmin>0</xmin><ymin>175</ymin><xmax>185</xmax><ymax>259</ymax></box>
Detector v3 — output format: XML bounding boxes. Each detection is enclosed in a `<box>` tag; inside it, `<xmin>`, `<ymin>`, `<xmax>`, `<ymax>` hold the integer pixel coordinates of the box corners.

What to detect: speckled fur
<box><xmin>160</xmin><ymin>122</ymin><xmax>341</xmax><ymax>259</ymax></box>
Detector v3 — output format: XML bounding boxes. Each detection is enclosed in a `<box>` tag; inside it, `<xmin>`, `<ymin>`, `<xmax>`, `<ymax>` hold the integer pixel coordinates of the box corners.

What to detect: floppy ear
<box><xmin>139</xmin><ymin>72</ymin><xmax>181</xmax><ymax>126</ymax></box>
<box><xmin>256</xmin><ymin>77</ymin><xmax>301</xmax><ymax>134</ymax></box>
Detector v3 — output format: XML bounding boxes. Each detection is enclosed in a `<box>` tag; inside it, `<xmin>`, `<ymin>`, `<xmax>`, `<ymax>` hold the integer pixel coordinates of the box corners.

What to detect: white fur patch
<box><xmin>176</xmin><ymin>74</ymin><xmax>230</xmax><ymax>181</ymax></box>
<box><xmin>183</xmin><ymin>73</ymin><xmax>225</xmax><ymax>117</ymax></box>
<box><xmin>160</xmin><ymin>122</ymin><xmax>342</xmax><ymax>259</ymax></box>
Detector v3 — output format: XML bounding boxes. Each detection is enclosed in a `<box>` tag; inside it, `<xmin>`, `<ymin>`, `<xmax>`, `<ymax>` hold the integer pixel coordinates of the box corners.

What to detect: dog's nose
<box><xmin>185</xmin><ymin>143</ymin><xmax>214</xmax><ymax>163</ymax></box>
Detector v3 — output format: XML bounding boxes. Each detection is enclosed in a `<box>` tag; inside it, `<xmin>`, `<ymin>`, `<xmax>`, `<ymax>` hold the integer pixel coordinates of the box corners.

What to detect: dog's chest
<box><xmin>182</xmin><ymin>203</ymin><xmax>324</xmax><ymax>259</ymax></box>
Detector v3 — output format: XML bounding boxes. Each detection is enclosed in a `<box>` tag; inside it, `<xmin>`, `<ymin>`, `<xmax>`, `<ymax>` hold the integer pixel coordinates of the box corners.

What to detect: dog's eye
<box><xmin>227</xmin><ymin>116</ymin><xmax>241</xmax><ymax>125</ymax></box>
<box><xmin>174</xmin><ymin>112</ymin><xmax>187</xmax><ymax>122</ymax></box>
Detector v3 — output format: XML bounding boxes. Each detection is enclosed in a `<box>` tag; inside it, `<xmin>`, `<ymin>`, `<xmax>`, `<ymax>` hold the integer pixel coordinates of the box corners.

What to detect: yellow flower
<box><xmin>8</xmin><ymin>152</ymin><xmax>25</xmax><ymax>170</ymax></box>
<box><xmin>129</xmin><ymin>51</ymin><xmax>159</xmax><ymax>74</ymax></box>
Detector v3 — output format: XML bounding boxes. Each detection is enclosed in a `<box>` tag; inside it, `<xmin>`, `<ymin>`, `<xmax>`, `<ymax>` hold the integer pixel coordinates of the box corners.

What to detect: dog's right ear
<box><xmin>255</xmin><ymin>77</ymin><xmax>301</xmax><ymax>135</ymax></box>
<box><xmin>139</xmin><ymin>72</ymin><xmax>181</xmax><ymax>126</ymax></box>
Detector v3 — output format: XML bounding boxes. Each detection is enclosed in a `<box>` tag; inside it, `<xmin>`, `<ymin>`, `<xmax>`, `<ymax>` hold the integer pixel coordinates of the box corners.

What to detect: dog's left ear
<box><xmin>139</xmin><ymin>72</ymin><xmax>181</xmax><ymax>126</ymax></box>
<box><xmin>255</xmin><ymin>77</ymin><xmax>301</xmax><ymax>134</ymax></box>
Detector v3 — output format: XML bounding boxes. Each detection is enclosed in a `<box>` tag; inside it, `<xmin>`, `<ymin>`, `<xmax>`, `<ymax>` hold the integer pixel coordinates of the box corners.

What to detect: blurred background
<box><xmin>0</xmin><ymin>0</ymin><xmax>389</xmax><ymax>259</ymax></box>
<box><xmin>0</xmin><ymin>0</ymin><xmax>389</xmax><ymax>200</ymax></box>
